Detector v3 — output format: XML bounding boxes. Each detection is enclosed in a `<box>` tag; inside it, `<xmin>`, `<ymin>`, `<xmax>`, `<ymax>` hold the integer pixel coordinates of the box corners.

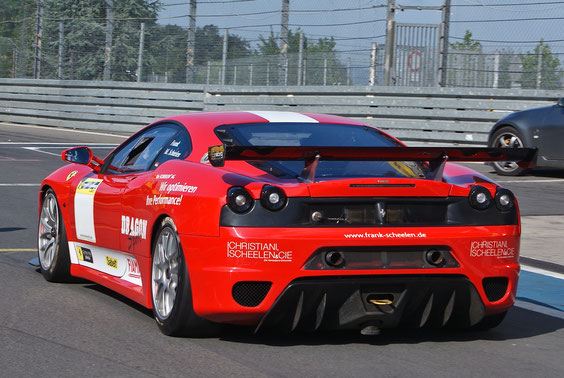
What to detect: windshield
<box><xmin>215</xmin><ymin>122</ymin><xmax>427</xmax><ymax>179</ymax></box>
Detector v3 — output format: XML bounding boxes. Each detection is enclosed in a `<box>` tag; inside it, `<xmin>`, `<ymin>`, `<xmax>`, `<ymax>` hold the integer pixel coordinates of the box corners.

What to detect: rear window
<box><xmin>215</xmin><ymin>122</ymin><xmax>426</xmax><ymax>180</ymax></box>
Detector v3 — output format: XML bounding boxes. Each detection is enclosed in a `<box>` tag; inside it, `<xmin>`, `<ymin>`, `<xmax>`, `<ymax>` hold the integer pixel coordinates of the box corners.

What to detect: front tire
<box><xmin>151</xmin><ymin>217</ymin><xmax>216</xmax><ymax>336</ymax></box>
<box><xmin>38</xmin><ymin>189</ymin><xmax>71</xmax><ymax>282</ymax></box>
<box><xmin>489</xmin><ymin>126</ymin><xmax>528</xmax><ymax>176</ymax></box>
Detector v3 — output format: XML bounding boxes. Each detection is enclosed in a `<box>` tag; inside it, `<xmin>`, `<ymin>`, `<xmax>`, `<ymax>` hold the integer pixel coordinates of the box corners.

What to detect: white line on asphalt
<box><xmin>0</xmin><ymin>142</ymin><xmax>118</xmax><ymax>145</ymax></box>
<box><xmin>0</xmin><ymin>183</ymin><xmax>39</xmax><ymax>186</ymax></box>
<box><xmin>0</xmin><ymin>122</ymin><xmax>128</xmax><ymax>138</ymax></box>
<box><xmin>515</xmin><ymin>300</ymin><xmax>564</xmax><ymax>320</ymax></box>
<box><xmin>22</xmin><ymin>147</ymin><xmax>60</xmax><ymax>157</ymax></box>
<box><xmin>497</xmin><ymin>179</ymin><xmax>564</xmax><ymax>183</ymax></box>
<box><xmin>521</xmin><ymin>265</ymin><xmax>564</xmax><ymax>280</ymax></box>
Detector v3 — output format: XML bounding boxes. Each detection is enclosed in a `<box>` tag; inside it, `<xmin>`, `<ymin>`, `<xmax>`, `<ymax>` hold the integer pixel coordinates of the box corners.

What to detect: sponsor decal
<box><xmin>127</xmin><ymin>258</ymin><xmax>141</xmax><ymax>279</ymax></box>
<box><xmin>105</xmin><ymin>256</ymin><xmax>118</xmax><ymax>269</ymax></box>
<box><xmin>76</xmin><ymin>246</ymin><xmax>93</xmax><ymax>263</ymax></box>
<box><xmin>66</xmin><ymin>170</ymin><xmax>78</xmax><ymax>182</ymax></box>
<box><xmin>470</xmin><ymin>240</ymin><xmax>515</xmax><ymax>259</ymax></box>
<box><xmin>156</xmin><ymin>174</ymin><xmax>176</xmax><ymax>179</ymax></box>
<box><xmin>158</xmin><ymin>181</ymin><xmax>198</xmax><ymax>194</ymax></box>
<box><xmin>121</xmin><ymin>216</ymin><xmax>147</xmax><ymax>239</ymax></box>
<box><xmin>226</xmin><ymin>241</ymin><xmax>293</xmax><ymax>262</ymax></box>
<box><xmin>146</xmin><ymin>194</ymin><xmax>183</xmax><ymax>206</ymax></box>
<box><xmin>344</xmin><ymin>231</ymin><xmax>427</xmax><ymax>239</ymax></box>
<box><xmin>76</xmin><ymin>178</ymin><xmax>103</xmax><ymax>195</ymax></box>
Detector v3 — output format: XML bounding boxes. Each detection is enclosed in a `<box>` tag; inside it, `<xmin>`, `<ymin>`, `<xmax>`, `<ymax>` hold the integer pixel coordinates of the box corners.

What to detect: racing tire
<box><xmin>473</xmin><ymin>311</ymin><xmax>507</xmax><ymax>331</ymax></box>
<box><xmin>37</xmin><ymin>189</ymin><xmax>71</xmax><ymax>282</ymax></box>
<box><xmin>151</xmin><ymin>217</ymin><xmax>217</xmax><ymax>337</ymax></box>
<box><xmin>489</xmin><ymin>127</ymin><xmax>528</xmax><ymax>176</ymax></box>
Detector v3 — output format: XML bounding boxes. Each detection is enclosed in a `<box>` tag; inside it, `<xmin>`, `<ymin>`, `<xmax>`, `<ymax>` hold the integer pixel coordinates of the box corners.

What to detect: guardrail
<box><xmin>1</xmin><ymin>79</ymin><xmax>563</xmax><ymax>144</ymax></box>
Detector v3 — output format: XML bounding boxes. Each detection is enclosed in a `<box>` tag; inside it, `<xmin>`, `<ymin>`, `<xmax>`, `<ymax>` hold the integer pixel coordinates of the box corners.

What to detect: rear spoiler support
<box><xmin>208</xmin><ymin>144</ymin><xmax>537</xmax><ymax>182</ymax></box>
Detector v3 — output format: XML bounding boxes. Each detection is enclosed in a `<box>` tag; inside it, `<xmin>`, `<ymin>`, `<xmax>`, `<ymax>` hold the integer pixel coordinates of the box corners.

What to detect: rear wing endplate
<box><xmin>207</xmin><ymin>144</ymin><xmax>537</xmax><ymax>182</ymax></box>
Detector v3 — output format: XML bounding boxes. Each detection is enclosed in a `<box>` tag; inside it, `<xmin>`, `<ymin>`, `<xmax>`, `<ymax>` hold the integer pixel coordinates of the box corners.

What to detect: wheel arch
<box><xmin>489</xmin><ymin>121</ymin><xmax>537</xmax><ymax>149</ymax></box>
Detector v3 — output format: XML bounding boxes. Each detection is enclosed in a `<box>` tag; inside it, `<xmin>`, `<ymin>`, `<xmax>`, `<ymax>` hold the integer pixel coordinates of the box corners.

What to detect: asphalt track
<box><xmin>1</xmin><ymin>123</ymin><xmax>564</xmax><ymax>377</ymax></box>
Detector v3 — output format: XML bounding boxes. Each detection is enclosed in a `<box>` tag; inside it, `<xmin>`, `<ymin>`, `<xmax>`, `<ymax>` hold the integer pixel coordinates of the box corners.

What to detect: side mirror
<box><xmin>62</xmin><ymin>146</ymin><xmax>92</xmax><ymax>165</ymax></box>
<box><xmin>558</xmin><ymin>98</ymin><xmax>564</xmax><ymax>108</ymax></box>
<box><xmin>61</xmin><ymin>146</ymin><xmax>103</xmax><ymax>172</ymax></box>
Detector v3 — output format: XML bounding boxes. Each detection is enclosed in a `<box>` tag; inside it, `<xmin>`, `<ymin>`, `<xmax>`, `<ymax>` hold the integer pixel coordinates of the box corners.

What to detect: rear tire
<box><xmin>489</xmin><ymin>126</ymin><xmax>528</xmax><ymax>176</ymax></box>
<box><xmin>37</xmin><ymin>189</ymin><xmax>71</xmax><ymax>282</ymax></box>
<box><xmin>150</xmin><ymin>217</ymin><xmax>217</xmax><ymax>337</ymax></box>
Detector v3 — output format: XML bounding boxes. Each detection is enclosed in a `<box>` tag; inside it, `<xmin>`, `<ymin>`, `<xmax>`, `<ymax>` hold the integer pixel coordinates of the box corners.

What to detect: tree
<box><xmin>520</xmin><ymin>40</ymin><xmax>562</xmax><ymax>89</ymax></box>
<box><xmin>255</xmin><ymin>29</ymin><xmax>346</xmax><ymax>85</ymax></box>
<box><xmin>42</xmin><ymin>0</ymin><xmax>161</xmax><ymax>81</ymax></box>
<box><xmin>0</xmin><ymin>0</ymin><xmax>35</xmax><ymax>77</ymax></box>
<box><xmin>450</xmin><ymin>30</ymin><xmax>481</xmax><ymax>52</ymax></box>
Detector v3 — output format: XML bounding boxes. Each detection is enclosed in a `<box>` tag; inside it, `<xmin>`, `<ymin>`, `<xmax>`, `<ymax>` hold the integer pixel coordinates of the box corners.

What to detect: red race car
<box><xmin>38</xmin><ymin>111</ymin><xmax>535</xmax><ymax>336</ymax></box>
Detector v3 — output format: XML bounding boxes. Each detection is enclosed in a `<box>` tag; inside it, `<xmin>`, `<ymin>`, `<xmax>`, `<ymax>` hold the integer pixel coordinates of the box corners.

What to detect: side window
<box><xmin>152</xmin><ymin>129</ymin><xmax>192</xmax><ymax>169</ymax></box>
<box><xmin>105</xmin><ymin>124</ymin><xmax>180</xmax><ymax>174</ymax></box>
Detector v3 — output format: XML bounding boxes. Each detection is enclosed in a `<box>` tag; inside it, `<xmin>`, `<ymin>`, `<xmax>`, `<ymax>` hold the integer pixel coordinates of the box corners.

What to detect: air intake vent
<box><xmin>482</xmin><ymin>277</ymin><xmax>508</xmax><ymax>302</ymax></box>
<box><xmin>232</xmin><ymin>281</ymin><xmax>272</xmax><ymax>307</ymax></box>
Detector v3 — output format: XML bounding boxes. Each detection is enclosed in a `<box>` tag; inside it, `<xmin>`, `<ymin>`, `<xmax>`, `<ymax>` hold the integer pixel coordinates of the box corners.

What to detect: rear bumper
<box><xmin>181</xmin><ymin>224</ymin><xmax>520</xmax><ymax>328</ymax></box>
<box><xmin>256</xmin><ymin>275</ymin><xmax>484</xmax><ymax>332</ymax></box>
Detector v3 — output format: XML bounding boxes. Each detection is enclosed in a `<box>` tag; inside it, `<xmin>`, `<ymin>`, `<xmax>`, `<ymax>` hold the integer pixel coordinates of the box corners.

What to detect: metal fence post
<box><xmin>297</xmin><ymin>32</ymin><xmax>304</xmax><ymax>86</ymax></box>
<box><xmin>103</xmin><ymin>0</ymin><xmax>114</xmax><ymax>81</ymax></box>
<box><xmin>221</xmin><ymin>29</ymin><xmax>228</xmax><ymax>85</ymax></box>
<box><xmin>136</xmin><ymin>22</ymin><xmax>145</xmax><ymax>82</ymax></box>
<box><xmin>33</xmin><ymin>0</ymin><xmax>44</xmax><ymax>79</ymax></box>
<box><xmin>57</xmin><ymin>19</ymin><xmax>64</xmax><ymax>80</ymax></box>
<box><xmin>249</xmin><ymin>63</ymin><xmax>253</xmax><ymax>86</ymax></box>
<box><xmin>369</xmin><ymin>42</ymin><xmax>376</xmax><ymax>86</ymax></box>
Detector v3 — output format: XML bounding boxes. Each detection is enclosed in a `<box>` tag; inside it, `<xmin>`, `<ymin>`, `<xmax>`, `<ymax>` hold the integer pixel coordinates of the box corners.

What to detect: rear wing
<box><xmin>207</xmin><ymin>144</ymin><xmax>537</xmax><ymax>182</ymax></box>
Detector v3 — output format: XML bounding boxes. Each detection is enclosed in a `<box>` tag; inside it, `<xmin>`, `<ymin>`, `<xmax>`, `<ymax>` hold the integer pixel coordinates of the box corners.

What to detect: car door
<box><xmin>538</xmin><ymin>104</ymin><xmax>564</xmax><ymax>160</ymax></box>
<box><xmin>115</xmin><ymin>124</ymin><xmax>192</xmax><ymax>257</ymax></box>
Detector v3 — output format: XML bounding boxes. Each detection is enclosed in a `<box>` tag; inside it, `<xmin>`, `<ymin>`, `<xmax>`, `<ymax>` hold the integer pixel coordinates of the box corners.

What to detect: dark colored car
<box><xmin>488</xmin><ymin>97</ymin><xmax>564</xmax><ymax>175</ymax></box>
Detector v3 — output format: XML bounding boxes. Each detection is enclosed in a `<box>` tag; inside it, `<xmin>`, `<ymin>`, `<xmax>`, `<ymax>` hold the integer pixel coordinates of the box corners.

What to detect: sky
<box><xmin>156</xmin><ymin>0</ymin><xmax>564</xmax><ymax>55</ymax></box>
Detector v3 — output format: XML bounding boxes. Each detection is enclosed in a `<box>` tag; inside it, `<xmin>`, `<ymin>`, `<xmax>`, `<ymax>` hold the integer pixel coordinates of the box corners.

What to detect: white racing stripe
<box><xmin>247</xmin><ymin>111</ymin><xmax>319</xmax><ymax>123</ymax></box>
<box><xmin>515</xmin><ymin>300</ymin><xmax>564</xmax><ymax>320</ymax></box>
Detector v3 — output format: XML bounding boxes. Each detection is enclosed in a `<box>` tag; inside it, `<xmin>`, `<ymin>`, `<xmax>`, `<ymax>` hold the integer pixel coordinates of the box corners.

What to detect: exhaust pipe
<box><xmin>325</xmin><ymin>251</ymin><xmax>344</xmax><ymax>267</ymax></box>
<box><xmin>425</xmin><ymin>249</ymin><xmax>445</xmax><ymax>266</ymax></box>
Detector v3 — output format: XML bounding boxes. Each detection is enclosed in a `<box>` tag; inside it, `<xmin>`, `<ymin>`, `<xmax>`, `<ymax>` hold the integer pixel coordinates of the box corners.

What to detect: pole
<box><xmin>249</xmin><ymin>63</ymin><xmax>253</xmax><ymax>85</ymax></box>
<box><xmin>266</xmin><ymin>62</ymin><xmax>270</xmax><ymax>85</ymax></box>
<box><xmin>33</xmin><ymin>0</ymin><xmax>44</xmax><ymax>79</ymax></box>
<box><xmin>347</xmin><ymin>57</ymin><xmax>351</xmax><ymax>85</ymax></box>
<box><xmin>136</xmin><ymin>22</ymin><xmax>145</xmax><ymax>82</ymax></box>
<box><xmin>103</xmin><ymin>0</ymin><xmax>114</xmax><ymax>81</ymax></box>
<box><xmin>323</xmin><ymin>59</ymin><xmax>327</xmax><ymax>86</ymax></box>
<box><xmin>58</xmin><ymin>19</ymin><xmax>64</xmax><ymax>80</ymax></box>
<box><xmin>384</xmin><ymin>0</ymin><xmax>395</xmax><ymax>86</ymax></box>
<box><xmin>439</xmin><ymin>0</ymin><xmax>451</xmax><ymax>87</ymax></box>
<box><xmin>369</xmin><ymin>42</ymin><xmax>376</xmax><ymax>86</ymax></box>
<box><xmin>297</xmin><ymin>32</ymin><xmax>304</xmax><ymax>86</ymax></box>
<box><xmin>206</xmin><ymin>61</ymin><xmax>211</xmax><ymax>85</ymax></box>
<box><xmin>186</xmin><ymin>0</ymin><xmax>197</xmax><ymax>83</ymax></box>
<box><xmin>221</xmin><ymin>29</ymin><xmax>228</xmax><ymax>85</ymax></box>
<box><xmin>279</xmin><ymin>0</ymin><xmax>289</xmax><ymax>85</ymax></box>
<box><xmin>536</xmin><ymin>51</ymin><xmax>543</xmax><ymax>89</ymax></box>
<box><xmin>493</xmin><ymin>51</ymin><xmax>499</xmax><ymax>89</ymax></box>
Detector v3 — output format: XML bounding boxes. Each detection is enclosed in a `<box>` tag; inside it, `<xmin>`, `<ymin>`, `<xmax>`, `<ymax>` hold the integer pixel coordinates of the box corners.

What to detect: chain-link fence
<box><xmin>1</xmin><ymin>1</ymin><xmax>563</xmax><ymax>89</ymax></box>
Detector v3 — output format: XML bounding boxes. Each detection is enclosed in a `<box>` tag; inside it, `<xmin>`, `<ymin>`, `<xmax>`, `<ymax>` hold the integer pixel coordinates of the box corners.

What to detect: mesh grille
<box><xmin>482</xmin><ymin>277</ymin><xmax>509</xmax><ymax>302</ymax></box>
<box><xmin>232</xmin><ymin>281</ymin><xmax>272</xmax><ymax>307</ymax></box>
